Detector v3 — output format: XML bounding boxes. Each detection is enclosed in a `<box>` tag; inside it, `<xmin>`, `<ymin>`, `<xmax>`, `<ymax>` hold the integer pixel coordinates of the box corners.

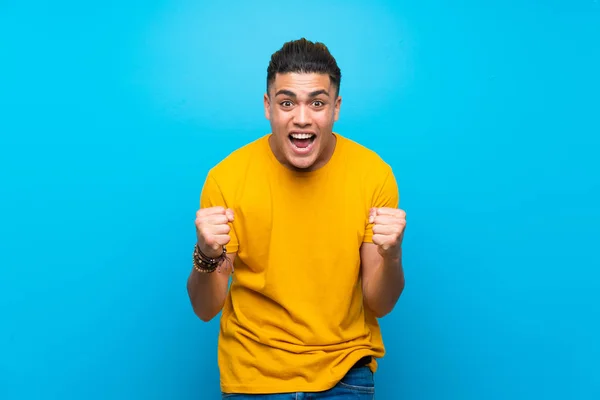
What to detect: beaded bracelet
<box><xmin>193</xmin><ymin>244</ymin><xmax>232</xmax><ymax>273</ymax></box>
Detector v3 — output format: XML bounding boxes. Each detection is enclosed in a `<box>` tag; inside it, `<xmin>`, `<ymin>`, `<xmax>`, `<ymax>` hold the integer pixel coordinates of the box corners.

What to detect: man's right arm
<box><xmin>188</xmin><ymin>205</ymin><xmax>237</xmax><ymax>322</ymax></box>
<box><xmin>186</xmin><ymin>252</ymin><xmax>236</xmax><ymax>322</ymax></box>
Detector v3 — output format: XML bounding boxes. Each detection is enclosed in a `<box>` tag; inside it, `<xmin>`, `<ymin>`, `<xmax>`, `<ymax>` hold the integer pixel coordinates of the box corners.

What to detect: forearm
<box><xmin>187</xmin><ymin>268</ymin><xmax>230</xmax><ymax>322</ymax></box>
<box><xmin>363</xmin><ymin>249</ymin><xmax>405</xmax><ymax>318</ymax></box>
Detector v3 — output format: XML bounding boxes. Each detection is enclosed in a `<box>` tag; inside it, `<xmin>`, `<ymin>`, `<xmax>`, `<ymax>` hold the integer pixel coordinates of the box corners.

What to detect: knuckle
<box><xmin>200</xmin><ymin>227</ymin><xmax>211</xmax><ymax>239</ymax></box>
<box><xmin>217</xmin><ymin>235</ymin><xmax>230</xmax><ymax>245</ymax></box>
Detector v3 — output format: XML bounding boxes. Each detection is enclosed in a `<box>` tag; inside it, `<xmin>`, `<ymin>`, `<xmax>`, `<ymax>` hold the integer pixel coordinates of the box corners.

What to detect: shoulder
<box><xmin>335</xmin><ymin>133</ymin><xmax>398</xmax><ymax>204</ymax></box>
<box><xmin>336</xmin><ymin>133</ymin><xmax>394</xmax><ymax>176</ymax></box>
<box><xmin>337</xmin><ymin>134</ymin><xmax>399</xmax><ymax>208</ymax></box>
<box><xmin>208</xmin><ymin>134</ymin><xmax>269</xmax><ymax>180</ymax></box>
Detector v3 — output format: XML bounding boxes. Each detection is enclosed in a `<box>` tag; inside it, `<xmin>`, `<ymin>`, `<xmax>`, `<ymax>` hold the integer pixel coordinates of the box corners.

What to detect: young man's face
<box><xmin>264</xmin><ymin>72</ymin><xmax>341</xmax><ymax>172</ymax></box>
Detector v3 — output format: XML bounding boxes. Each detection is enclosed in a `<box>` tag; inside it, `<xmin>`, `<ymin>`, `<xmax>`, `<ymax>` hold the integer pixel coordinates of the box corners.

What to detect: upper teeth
<box><xmin>291</xmin><ymin>133</ymin><xmax>313</xmax><ymax>139</ymax></box>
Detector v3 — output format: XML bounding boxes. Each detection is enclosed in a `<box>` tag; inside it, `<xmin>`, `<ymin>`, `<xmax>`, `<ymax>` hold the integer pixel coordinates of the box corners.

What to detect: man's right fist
<box><xmin>195</xmin><ymin>206</ymin><xmax>234</xmax><ymax>258</ymax></box>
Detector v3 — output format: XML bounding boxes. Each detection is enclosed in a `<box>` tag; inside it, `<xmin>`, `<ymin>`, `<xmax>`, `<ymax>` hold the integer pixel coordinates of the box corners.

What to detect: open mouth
<box><xmin>288</xmin><ymin>132</ymin><xmax>316</xmax><ymax>151</ymax></box>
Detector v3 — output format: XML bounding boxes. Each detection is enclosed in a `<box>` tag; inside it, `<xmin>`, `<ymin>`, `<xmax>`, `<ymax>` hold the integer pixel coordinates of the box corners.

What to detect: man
<box><xmin>187</xmin><ymin>38</ymin><xmax>406</xmax><ymax>399</ymax></box>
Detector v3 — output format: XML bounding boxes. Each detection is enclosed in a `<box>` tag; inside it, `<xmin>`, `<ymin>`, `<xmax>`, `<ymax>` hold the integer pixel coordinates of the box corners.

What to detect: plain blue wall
<box><xmin>1</xmin><ymin>1</ymin><xmax>599</xmax><ymax>399</ymax></box>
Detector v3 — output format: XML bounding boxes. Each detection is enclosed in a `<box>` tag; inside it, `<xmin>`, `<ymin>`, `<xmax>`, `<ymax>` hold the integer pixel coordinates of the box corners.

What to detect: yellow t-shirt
<box><xmin>199</xmin><ymin>132</ymin><xmax>399</xmax><ymax>394</ymax></box>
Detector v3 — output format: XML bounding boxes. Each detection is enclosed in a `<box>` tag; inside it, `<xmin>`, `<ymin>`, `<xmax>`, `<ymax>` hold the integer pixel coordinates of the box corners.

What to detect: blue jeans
<box><xmin>221</xmin><ymin>366</ymin><xmax>375</xmax><ymax>399</ymax></box>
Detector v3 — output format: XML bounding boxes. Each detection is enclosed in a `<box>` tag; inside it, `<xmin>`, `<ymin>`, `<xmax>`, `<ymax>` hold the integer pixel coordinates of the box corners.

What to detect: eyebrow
<box><xmin>275</xmin><ymin>89</ymin><xmax>330</xmax><ymax>98</ymax></box>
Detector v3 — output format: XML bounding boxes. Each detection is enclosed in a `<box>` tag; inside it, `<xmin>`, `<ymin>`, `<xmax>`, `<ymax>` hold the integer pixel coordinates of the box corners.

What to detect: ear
<box><xmin>264</xmin><ymin>93</ymin><xmax>271</xmax><ymax>120</ymax></box>
<box><xmin>333</xmin><ymin>95</ymin><xmax>342</xmax><ymax>122</ymax></box>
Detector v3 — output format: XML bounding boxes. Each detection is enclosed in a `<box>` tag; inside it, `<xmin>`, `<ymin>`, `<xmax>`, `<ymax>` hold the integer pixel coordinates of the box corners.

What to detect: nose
<box><xmin>293</xmin><ymin>105</ymin><xmax>311</xmax><ymax>127</ymax></box>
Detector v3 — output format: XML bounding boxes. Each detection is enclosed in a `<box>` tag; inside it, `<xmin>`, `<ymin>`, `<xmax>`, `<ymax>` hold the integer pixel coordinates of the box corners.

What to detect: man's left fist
<box><xmin>369</xmin><ymin>207</ymin><xmax>407</xmax><ymax>256</ymax></box>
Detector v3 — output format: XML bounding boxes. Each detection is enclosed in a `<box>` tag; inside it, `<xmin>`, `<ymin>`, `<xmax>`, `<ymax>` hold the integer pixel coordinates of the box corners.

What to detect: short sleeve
<box><xmin>362</xmin><ymin>166</ymin><xmax>400</xmax><ymax>244</ymax></box>
<box><xmin>199</xmin><ymin>172</ymin><xmax>239</xmax><ymax>253</ymax></box>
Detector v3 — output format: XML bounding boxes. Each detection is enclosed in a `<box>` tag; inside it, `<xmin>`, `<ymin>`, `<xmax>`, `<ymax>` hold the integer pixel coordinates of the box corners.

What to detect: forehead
<box><xmin>271</xmin><ymin>72</ymin><xmax>332</xmax><ymax>95</ymax></box>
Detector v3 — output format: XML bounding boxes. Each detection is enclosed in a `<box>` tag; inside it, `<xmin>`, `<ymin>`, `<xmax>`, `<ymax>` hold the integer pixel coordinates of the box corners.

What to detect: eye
<box><xmin>313</xmin><ymin>100</ymin><xmax>325</xmax><ymax>107</ymax></box>
<box><xmin>280</xmin><ymin>101</ymin><xmax>293</xmax><ymax>108</ymax></box>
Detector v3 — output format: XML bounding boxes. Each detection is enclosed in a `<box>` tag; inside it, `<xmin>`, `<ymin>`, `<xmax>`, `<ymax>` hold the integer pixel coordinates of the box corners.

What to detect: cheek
<box><xmin>271</xmin><ymin>110</ymin><xmax>290</xmax><ymax>126</ymax></box>
<box><xmin>315</xmin><ymin>113</ymin><xmax>335</xmax><ymax>128</ymax></box>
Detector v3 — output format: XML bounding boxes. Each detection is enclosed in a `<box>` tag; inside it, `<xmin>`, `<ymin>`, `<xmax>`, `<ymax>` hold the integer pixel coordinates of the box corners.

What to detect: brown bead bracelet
<box><xmin>193</xmin><ymin>244</ymin><xmax>231</xmax><ymax>273</ymax></box>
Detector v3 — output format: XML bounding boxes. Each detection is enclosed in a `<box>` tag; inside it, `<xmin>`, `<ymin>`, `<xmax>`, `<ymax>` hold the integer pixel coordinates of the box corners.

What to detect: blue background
<box><xmin>1</xmin><ymin>1</ymin><xmax>599</xmax><ymax>399</ymax></box>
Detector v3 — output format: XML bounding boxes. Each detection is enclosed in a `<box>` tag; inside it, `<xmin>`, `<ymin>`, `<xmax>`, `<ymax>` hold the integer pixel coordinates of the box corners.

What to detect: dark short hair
<box><xmin>266</xmin><ymin>38</ymin><xmax>342</xmax><ymax>96</ymax></box>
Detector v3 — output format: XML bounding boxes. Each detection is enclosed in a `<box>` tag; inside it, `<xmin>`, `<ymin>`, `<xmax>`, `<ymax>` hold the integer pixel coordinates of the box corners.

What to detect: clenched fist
<box><xmin>369</xmin><ymin>207</ymin><xmax>407</xmax><ymax>257</ymax></box>
<box><xmin>195</xmin><ymin>206</ymin><xmax>234</xmax><ymax>258</ymax></box>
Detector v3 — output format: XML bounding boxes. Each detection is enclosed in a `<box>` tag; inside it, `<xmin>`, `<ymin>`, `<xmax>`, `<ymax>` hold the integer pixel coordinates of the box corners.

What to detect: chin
<box><xmin>285</xmin><ymin>152</ymin><xmax>319</xmax><ymax>171</ymax></box>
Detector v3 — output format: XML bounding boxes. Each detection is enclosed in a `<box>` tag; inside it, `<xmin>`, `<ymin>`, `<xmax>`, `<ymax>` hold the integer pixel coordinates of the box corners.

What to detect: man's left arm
<box><xmin>360</xmin><ymin>168</ymin><xmax>407</xmax><ymax>318</ymax></box>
